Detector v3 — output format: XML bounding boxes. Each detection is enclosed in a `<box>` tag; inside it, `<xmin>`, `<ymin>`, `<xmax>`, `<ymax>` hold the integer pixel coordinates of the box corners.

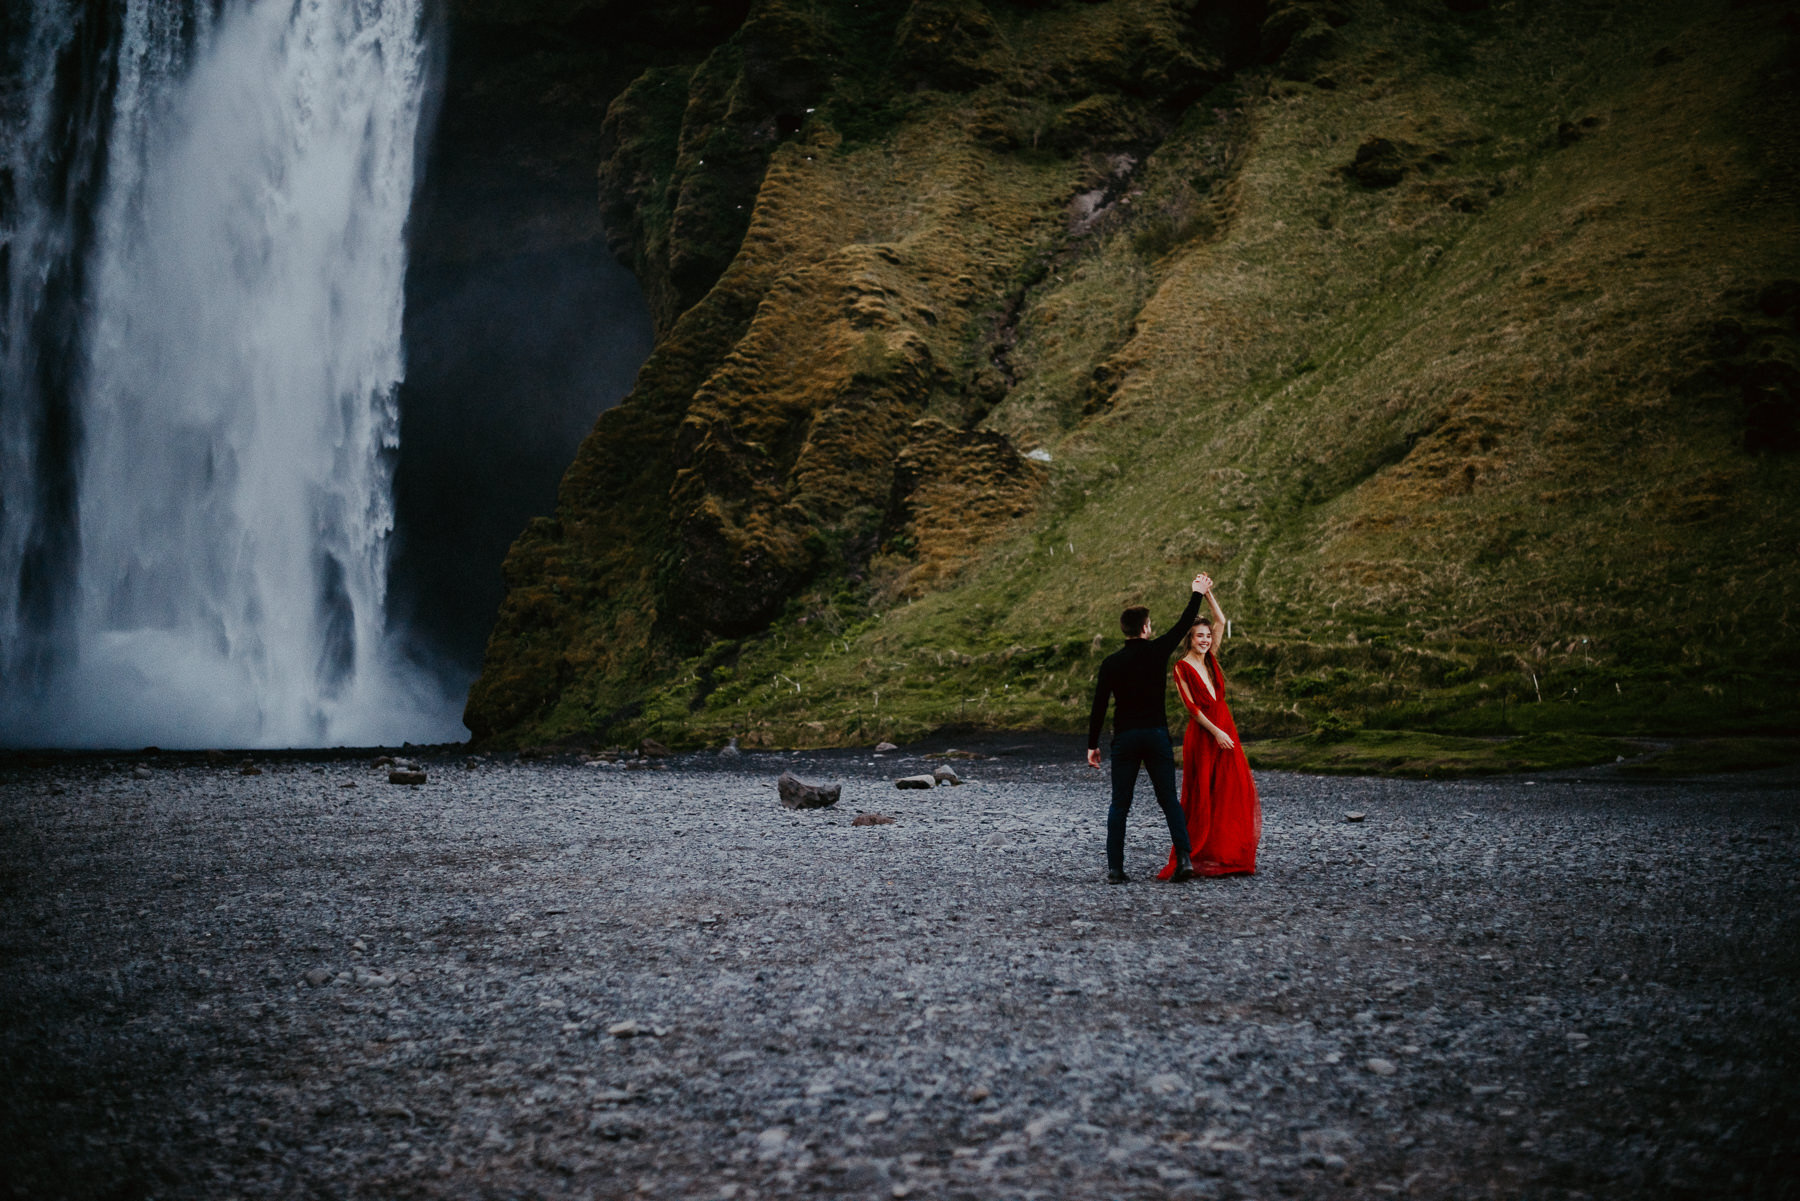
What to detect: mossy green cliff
<box><xmin>463</xmin><ymin>0</ymin><xmax>1800</xmax><ymax>754</ymax></box>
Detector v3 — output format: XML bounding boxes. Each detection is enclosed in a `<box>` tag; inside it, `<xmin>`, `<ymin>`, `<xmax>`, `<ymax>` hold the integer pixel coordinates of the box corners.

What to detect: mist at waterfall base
<box><xmin>0</xmin><ymin>0</ymin><xmax>491</xmax><ymax>749</ymax></box>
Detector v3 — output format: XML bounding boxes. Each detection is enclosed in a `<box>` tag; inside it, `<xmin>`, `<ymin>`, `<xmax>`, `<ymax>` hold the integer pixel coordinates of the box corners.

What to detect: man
<box><xmin>1087</xmin><ymin>573</ymin><xmax>1210</xmax><ymax>884</ymax></box>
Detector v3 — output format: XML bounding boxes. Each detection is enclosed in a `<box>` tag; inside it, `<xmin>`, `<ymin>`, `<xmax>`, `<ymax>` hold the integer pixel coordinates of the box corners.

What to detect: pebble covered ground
<box><xmin>1</xmin><ymin>741</ymin><xmax>1796</xmax><ymax>1201</ymax></box>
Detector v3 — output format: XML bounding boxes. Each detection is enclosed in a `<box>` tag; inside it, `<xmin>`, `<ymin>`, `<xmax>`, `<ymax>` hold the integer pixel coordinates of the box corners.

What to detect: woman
<box><xmin>1156</xmin><ymin>584</ymin><xmax>1261</xmax><ymax>879</ymax></box>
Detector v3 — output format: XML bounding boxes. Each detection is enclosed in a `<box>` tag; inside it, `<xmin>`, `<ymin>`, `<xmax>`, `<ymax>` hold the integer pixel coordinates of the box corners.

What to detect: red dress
<box><xmin>1157</xmin><ymin>655</ymin><xmax>1261</xmax><ymax>879</ymax></box>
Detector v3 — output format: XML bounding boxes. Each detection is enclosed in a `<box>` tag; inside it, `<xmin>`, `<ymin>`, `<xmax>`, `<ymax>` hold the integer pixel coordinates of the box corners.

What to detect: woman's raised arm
<box><xmin>1203</xmin><ymin>581</ymin><xmax>1228</xmax><ymax>642</ymax></box>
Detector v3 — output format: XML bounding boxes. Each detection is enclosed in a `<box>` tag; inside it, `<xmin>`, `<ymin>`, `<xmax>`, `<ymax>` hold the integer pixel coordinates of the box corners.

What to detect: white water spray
<box><xmin>0</xmin><ymin>0</ymin><xmax>464</xmax><ymax>747</ymax></box>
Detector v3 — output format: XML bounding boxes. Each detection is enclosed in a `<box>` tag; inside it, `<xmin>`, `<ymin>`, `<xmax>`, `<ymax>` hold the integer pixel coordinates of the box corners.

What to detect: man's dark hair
<box><xmin>1120</xmin><ymin>605</ymin><xmax>1150</xmax><ymax>637</ymax></box>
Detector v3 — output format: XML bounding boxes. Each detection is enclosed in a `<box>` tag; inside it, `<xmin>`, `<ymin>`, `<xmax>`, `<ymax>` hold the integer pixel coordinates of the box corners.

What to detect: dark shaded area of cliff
<box><xmin>389</xmin><ymin>2</ymin><xmax>754</xmax><ymax>679</ymax></box>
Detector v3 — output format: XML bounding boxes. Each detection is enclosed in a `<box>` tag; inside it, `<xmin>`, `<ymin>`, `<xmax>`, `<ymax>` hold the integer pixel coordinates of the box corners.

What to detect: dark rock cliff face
<box><xmin>462</xmin><ymin>0</ymin><xmax>1269</xmax><ymax>742</ymax></box>
<box><xmin>463</xmin><ymin>0</ymin><xmax>1800</xmax><ymax>749</ymax></box>
<box><xmin>391</xmin><ymin>1</ymin><xmax>752</xmax><ymax>674</ymax></box>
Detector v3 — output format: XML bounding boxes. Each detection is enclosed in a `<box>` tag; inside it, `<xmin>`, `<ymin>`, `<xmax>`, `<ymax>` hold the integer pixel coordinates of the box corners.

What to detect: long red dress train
<box><xmin>1157</xmin><ymin>656</ymin><xmax>1261</xmax><ymax>879</ymax></box>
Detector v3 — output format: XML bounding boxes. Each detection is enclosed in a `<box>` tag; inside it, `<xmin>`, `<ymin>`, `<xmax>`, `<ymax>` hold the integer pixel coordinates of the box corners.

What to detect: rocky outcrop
<box><xmin>878</xmin><ymin>419</ymin><xmax>1047</xmax><ymax>600</ymax></box>
<box><xmin>893</xmin><ymin>0</ymin><xmax>1011</xmax><ymax>91</ymax></box>
<box><xmin>1260</xmin><ymin>0</ymin><xmax>1350</xmax><ymax>79</ymax></box>
<box><xmin>597</xmin><ymin>4</ymin><xmax>840</xmax><ymax>334</ymax></box>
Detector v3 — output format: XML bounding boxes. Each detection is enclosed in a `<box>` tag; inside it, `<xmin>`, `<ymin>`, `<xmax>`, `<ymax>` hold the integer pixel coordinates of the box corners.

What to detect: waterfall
<box><xmin>0</xmin><ymin>0</ymin><xmax>463</xmax><ymax>748</ymax></box>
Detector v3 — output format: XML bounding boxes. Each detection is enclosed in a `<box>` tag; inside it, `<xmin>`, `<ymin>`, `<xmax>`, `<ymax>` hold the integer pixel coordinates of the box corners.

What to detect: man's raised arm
<box><xmin>1152</xmin><ymin>574</ymin><xmax>1208</xmax><ymax>656</ymax></box>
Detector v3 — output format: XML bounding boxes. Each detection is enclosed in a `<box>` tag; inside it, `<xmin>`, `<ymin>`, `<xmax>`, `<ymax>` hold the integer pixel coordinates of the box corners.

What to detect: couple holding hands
<box><xmin>1086</xmin><ymin>573</ymin><xmax>1261</xmax><ymax>884</ymax></box>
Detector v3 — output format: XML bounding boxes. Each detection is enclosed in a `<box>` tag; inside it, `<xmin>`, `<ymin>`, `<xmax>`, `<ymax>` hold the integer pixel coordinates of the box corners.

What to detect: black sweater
<box><xmin>1087</xmin><ymin>590</ymin><xmax>1203</xmax><ymax>748</ymax></box>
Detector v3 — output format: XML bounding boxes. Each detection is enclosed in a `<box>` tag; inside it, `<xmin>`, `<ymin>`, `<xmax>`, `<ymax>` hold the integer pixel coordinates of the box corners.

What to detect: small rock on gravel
<box><xmin>777</xmin><ymin>772</ymin><xmax>841</xmax><ymax>809</ymax></box>
<box><xmin>719</xmin><ymin>737</ymin><xmax>741</xmax><ymax>757</ymax></box>
<box><xmin>852</xmin><ymin>814</ymin><xmax>895</xmax><ymax>826</ymax></box>
<box><xmin>608</xmin><ymin>1020</ymin><xmax>668</xmax><ymax>1038</ymax></box>
<box><xmin>303</xmin><ymin>968</ymin><xmax>334</xmax><ymax>987</ymax></box>
<box><xmin>238</xmin><ymin>761</ymin><xmax>262</xmax><ymax>776</ymax></box>
<box><xmin>875</xmin><ymin>741</ymin><xmax>898</xmax><ymax>752</ymax></box>
<box><xmin>1345</xmin><ymin>810</ymin><xmax>1366</xmax><ymax>822</ymax></box>
<box><xmin>389</xmin><ymin>770</ymin><xmax>427</xmax><ymax>785</ymax></box>
<box><xmin>932</xmin><ymin>765</ymin><xmax>962</xmax><ymax>786</ymax></box>
<box><xmin>132</xmin><ymin>766</ymin><xmax>153</xmax><ymax>779</ymax></box>
<box><xmin>1365</xmin><ymin>1058</ymin><xmax>1398</xmax><ymax>1076</ymax></box>
<box><xmin>640</xmin><ymin>738</ymin><xmax>671</xmax><ymax>758</ymax></box>
<box><xmin>896</xmin><ymin>775</ymin><xmax>935</xmax><ymax>789</ymax></box>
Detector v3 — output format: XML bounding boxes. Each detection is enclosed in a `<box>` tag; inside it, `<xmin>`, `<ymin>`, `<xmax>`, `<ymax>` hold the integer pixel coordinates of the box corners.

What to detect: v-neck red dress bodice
<box><xmin>1156</xmin><ymin>656</ymin><xmax>1261</xmax><ymax>879</ymax></box>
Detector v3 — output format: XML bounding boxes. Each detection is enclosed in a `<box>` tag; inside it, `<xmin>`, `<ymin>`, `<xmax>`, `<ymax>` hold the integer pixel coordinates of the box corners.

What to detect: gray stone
<box><xmin>304</xmin><ymin>968</ymin><xmax>334</xmax><ymax>987</ymax></box>
<box><xmin>778</xmin><ymin>772</ymin><xmax>840</xmax><ymax>809</ymax></box>
<box><xmin>896</xmin><ymin>775</ymin><xmax>935</xmax><ymax>790</ymax></box>
<box><xmin>932</xmin><ymin>765</ymin><xmax>962</xmax><ymax>786</ymax></box>
<box><xmin>389</xmin><ymin>770</ymin><xmax>427</xmax><ymax>785</ymax></box>
<box><xmin>1345</xmin><ymin>811</ymin><xmax>1366</xmax><ymax>822</ymax></box>
<box><xmin>875</xmin><ymin>741</ymin><xmax>898</xmax><ymax>752</ymax></box>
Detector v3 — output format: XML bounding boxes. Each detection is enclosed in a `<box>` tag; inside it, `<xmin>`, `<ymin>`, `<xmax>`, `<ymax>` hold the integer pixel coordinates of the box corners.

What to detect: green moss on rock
<box><xmin>467</xmin><ymin>0</ymin><xmax>1800</xmax><ymax>758</ymax></box>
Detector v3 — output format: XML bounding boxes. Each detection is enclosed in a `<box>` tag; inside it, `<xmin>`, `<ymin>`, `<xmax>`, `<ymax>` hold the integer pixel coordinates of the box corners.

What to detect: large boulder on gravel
<box><xmin>777</xmin><ymin>772</ymin><xmax>840</xmax><ymax>809</ymax></box>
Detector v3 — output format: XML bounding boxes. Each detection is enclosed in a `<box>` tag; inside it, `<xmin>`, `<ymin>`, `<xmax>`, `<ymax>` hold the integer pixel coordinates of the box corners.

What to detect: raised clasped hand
<box><xmin>1193</xmin><ymin>572</ymin><xmax>1213</xmax><ymax>594</ymax></box>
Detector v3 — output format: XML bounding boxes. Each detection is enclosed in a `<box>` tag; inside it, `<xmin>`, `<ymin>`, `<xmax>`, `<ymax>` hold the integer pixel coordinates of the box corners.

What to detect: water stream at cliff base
<box><xmin>0</xmin><ymin>0</ymin><xmax>464</xmax><ymax>747</ymax></box>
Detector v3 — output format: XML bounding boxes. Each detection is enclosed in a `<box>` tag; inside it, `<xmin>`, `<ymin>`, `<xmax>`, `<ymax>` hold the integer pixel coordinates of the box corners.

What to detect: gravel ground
<box><xmin>1</xmin><ymin>741</ymin><xmax>1796</xmax><ymax>1201</ymax></box>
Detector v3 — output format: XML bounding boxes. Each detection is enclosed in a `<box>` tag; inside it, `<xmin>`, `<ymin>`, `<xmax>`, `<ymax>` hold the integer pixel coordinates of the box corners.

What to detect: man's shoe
<box><xmin>1107</xmin><ymin>869</ymin><xmax>1130</xmax><ymax>885</ymax></box>
<box><xmin>1170</xmin><ymin>855</ymin><xmax>1196</xmax><ymax>882</ymax></box>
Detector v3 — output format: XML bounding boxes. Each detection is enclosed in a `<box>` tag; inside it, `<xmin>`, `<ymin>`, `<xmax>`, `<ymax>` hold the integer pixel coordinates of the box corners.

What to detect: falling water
<box><xmin>0</xmin><ymin>0</ymin><xmax>463</xmax><ymax>747</ymax></box>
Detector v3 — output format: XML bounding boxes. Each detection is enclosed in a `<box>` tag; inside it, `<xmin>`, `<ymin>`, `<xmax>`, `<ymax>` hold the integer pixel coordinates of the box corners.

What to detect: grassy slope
<box><xmin>484</xmin><ymin>0</ymin><xmax>1800</xmax><ymax>764</ymax></box>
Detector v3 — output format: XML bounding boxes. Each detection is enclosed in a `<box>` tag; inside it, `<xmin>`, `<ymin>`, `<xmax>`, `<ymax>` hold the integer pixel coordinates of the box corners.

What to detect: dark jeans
<box><xmin>1107</xmin><ymin>726</ymin><xmax>1191</xmax><ymax>873</ymax></box>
